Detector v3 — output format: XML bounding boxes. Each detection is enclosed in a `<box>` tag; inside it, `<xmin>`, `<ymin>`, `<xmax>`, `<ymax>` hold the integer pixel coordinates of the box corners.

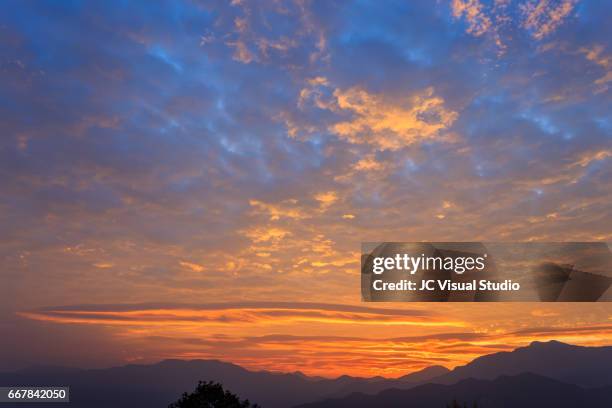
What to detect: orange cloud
<box><xmin>451</xmin><ymin>0</ymin><xmax>492</xmax><ymax>36</ymax></box>
<box><xmin>520</xmin><ymin>0</ymin><xmax>577</xmax><ymax>40</ymax></box>
<box><xmin>249</xmin><ymin>199</ymin><xmax>308</xmax><ymax>220</ymax></box>
<box><xmin>294</xmin><ymin>78</ymin><xmax>458</xmax><ymax>150</ymax></box>
<box><xmin>579</xmin><ymin>45</ymin><xmax>612</xmax><ymax>93</ymax></box>
<box><xmin>242</xmin><ymin>226</ymin><xmax>291</xmax><ymax>243</ymax></box>
<box><xmin>93</xmin><ymin>262</ymin><xmax>114</xmax><ymax>269</ymax></box>
<box><xmin>450</xmin><ymin>0</ymin><xmax>577</xmax><ymax>54</ymax></box>
<box><xmin>570</xmin><ymin>149</ymin><xmax>611</xmax><ymax>168</ymax></box>
<box><xmin>179</xmin><ymin>261</ymin><xmax>205</xmax><ymax>273</ymax></box>
<box><xmin>352</xmin><ymin>155</ymin><xmax>385</xmax><ymax>171</ymax></box>
<box><xmin>314</xmin><ymin>191</ymin><xmax>338</xmax><ymax>209</ymax></box>
<box><xmin>16</xmin><ymin>303</ymin><xmax>612</xmax><ymax>378</ymax></box>
<box><xmin>18</xmin><ymin>303</ymin><xmax>458</xmax><ymax>329</ymax></box>
<box><xmin>331</xmin><ymin>86</ymin><xmax>458</xmax><ymax>150</ymax></box>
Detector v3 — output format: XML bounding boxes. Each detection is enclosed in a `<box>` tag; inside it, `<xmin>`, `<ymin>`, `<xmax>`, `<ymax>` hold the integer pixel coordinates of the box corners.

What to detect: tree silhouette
<box><xmin>168</xmin><ymin>381</ymin><xmax>260</xmax><ymax>408</ymax></box>
<box><xmin>446</xmin><ymin>399</ymin><xmax>460</xmax><ymax>408</ymax></box>
<box><xmin>446</xmin><ymin>400</ymin><xmax>478</xmax><ymax>408</ymax></box>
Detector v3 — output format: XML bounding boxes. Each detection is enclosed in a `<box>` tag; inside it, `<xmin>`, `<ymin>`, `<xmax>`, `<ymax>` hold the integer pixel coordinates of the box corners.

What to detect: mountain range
<box><xmin>0</xmin><ymin>340</ymin><xmax>610</xmax><ymax>407</ymax></box>
<box><xmin>296</xmin><ymin>373</ymin><xmax>612</xmax><ymax>408</ymax></box>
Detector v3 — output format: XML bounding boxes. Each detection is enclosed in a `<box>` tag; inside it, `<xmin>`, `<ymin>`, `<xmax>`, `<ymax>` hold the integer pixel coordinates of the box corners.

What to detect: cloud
<box><xmin>249</xmin><ymin>199</ymin><xmax>308</xmax><ymax>220</ymax></box>
<box><xmin>579</xmin><ymin>45</ymin><xmax>612</xmax><ymax>93</ymax></box>
<box><xmin>214</xmin><ymin>0</ymin><xmax>327</xmax><ymax>66</ymax></box>
<box><xmin>295</xmin><ymin>79</ymin><xmax>458</xmax><ymax>150</ymax></box>
<box><xmin>242</xmin><ymin>226</ymin><xmax>292</xmax><ymax>243</ymax></box>
<box><xmin>227</xmin><ymin>40</ymin><xmax>256</xmax><ymax>64</ymax></box>
<box><xmin>179</xmin><ymin>261</ymin><xmax>205</xmax><ymax>273</ymax></box>
<box><xmin>1</xmin><ymin>0</ymin><xmax>611</xmax><ymax>374</ymax></box>
<box><xmin>19</xmin><ymin>302</ymin><xmax>452</xmax><ymax>328</ymax></box>
<box><xmin>331</xmin><ymin>87</ymin><xmax>458</xmax><ymax>150</ymax></box>
<box><xmin>352</xmin><ymin>155</ymin><xmax>385</xmax><ymax>172</ymax></box>
<box><xmin>314</xmin><ymin>191</ymin><xmax>338</xmax><ymax>208</ymax></box>
<box><xmin>92</xmin><ymin>262</ymin><xmax>114</xmax><ymax>269</ymax></box>
<box><xmin>520</xmin><ymin>0</ymin><xmax>577</xmax><ymax>40</ymax></box>
<box><xmin>451</xmin><ymin>0</ymin><xmax>492</xmax><ymax>36</ymax></box>
<box><xmin>570</xmin><ymin>149</ymin><xmax>611</xmax><ymax>168</ymax></box>
<box><xmin>15</xmin><ymin>303</ymin><xmax>612</xmax><ymax>377</ymax></box>
<box><xmin>450</xmin><ymin>0</ymin><xmax>579</xmax><ymax>54</ymax></box>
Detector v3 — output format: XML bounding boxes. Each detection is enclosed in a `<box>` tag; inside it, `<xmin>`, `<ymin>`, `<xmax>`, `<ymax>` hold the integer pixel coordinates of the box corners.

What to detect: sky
<box><xmin>0</xmin><ymin>0</ymin><xmax>611</xmax><ymax>378</ymax></box>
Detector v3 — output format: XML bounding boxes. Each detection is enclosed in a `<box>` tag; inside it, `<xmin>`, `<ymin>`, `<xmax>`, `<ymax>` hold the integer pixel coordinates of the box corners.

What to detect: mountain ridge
<box><xmin>0</xmin><ymin>357</ymin><xmax>444</xmax><ymax>408</ymax></box>
<box><xmin>295</xmin><ymin>372</ymin><xmax>612</xmax><ymax>408</ymax></box>
<box><xmin>1</xmin><ymin>341</ymin><xmax>611</xmax><ymax>407</ymax></box>
<box><xmin>432</xmin><ymin>339</ymin><xmax>612</xmax><ymax>388</ymax></box>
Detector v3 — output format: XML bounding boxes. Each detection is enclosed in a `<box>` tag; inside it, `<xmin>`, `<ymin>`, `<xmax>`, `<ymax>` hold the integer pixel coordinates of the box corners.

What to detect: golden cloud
<box><xmin>352</xmin><ymin>155</ymin><xmax>385</xmax><ymax>171</ymax></box>
<box><xmin>330</xmin><ymin>86</ymin><xmax>458</xmax><ymax>150</ymax></box>
<box><xmin>579</xmin><ymin>45</ymin><xmax>612</xmax><ymax>93</ymax></box>
<box><xmin>249</xmin><ymin>199</ymin><xmax>308</xmax><ymax>220</ymax></box>
<box><xmin>314</xmin><ymin>191</ymin><xmax>338</xmax><ymax>208</ymax></box>
<box><xmin>242</xmin><ymin>226</ymin><xmax>291</xmax><ymax>243</ymax></box>
<box><xmin>16</xmin><ymin>303</ymin><xmax>612</xmax><ymax>378</ymax></box>
<box><xmin>18</xmin><ymin>303</ymin><xmax>454</xmax><ymax>328</ymax></box>
<box><xmin>570</xmin><ymin>149</ymin><xmax>611</xmax><ymax>168</ymax></box>
<box><xmin>179</xmin><ymin>261</ymin><xmax>205</xmax><ymax>273</ymax></box>
<box><xmin>295</xmin><ymin>78</ymin><xmax>458</xmax><ymax>150</ymax></box>
<box><xmin>451</xmin><ymin>0</ymin><xmax>492</xmax><ymax>36</ymax></box>
<box><xmin>520</xmin><ymin>0</ymin><xmax>577</xmax><ymax>40</ymax></box>
<box><xmin>450</xmin><ymin>0</ymin><xmax>577</xmax><ymax>54</ymax></box>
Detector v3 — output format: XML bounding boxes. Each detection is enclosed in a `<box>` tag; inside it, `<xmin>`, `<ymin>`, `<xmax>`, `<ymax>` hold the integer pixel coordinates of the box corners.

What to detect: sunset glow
<box><xmin>1</xmin><ymin>0</ymin><xmax>611</xmax><ymax>381</ymax></box>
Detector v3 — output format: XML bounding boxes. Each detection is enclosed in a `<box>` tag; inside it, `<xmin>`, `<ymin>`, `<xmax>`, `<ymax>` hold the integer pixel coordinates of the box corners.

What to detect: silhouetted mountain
<box><xmin>0</xmin><ymin>359</ymin><xmax>440</xmax><ymax>408</ymax></box>
<box><xmin>296</xmin><ymin>373</ymin><xmax>612</xmax><ymax>408</ymax></box>
<box><xmin>433</xmin><ymin>340</ymin><xmax>612</xmax><ymax>387</ymax></box>
<box><xmin>399</xmin><ymin>365</ymin><xmax>449</xmax><ymax>382</ymax></box>
<box><xmin>327</xmin><ymin>365</ymin><xmax>449</xmax><ymax>397</ymax></box>
<box><xmin>1</xmin><ymin>341</ymin><xmax>610</xmax><ymax>408</ymax></box>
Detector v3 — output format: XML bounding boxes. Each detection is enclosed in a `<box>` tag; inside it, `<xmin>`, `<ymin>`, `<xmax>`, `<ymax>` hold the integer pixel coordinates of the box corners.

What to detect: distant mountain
<box><xmin>1</xmin><ymin>341</ymin><xmax>610</xmax><ymax>407</ymax></box>
<box><xmin>322</xmin><ymin>365</ymin><xmax>449</xmax><ymax>397</ymax></box>
<box><xmin>433</xmin><ymin>340</ymin><xmax>612</xmax><ymax>388</ymax></box>
<box><xmin>295</xmin><ymin>373</ymin><xmax>612</xmax><ymax>408</ymax></box>
<box><xmin>0</xmin><ymin>359</ymin><xmax>441</xmax><ymax>408</ymax></box>
<box><xmin>400</xmin><ymin>365</ymin><xmax>449</xmax><ymax>382</ymax></box>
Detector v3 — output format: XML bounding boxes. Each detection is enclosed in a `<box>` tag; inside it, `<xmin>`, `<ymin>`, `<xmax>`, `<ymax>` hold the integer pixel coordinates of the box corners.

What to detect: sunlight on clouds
<box><xmin>331</xmin><ymin>87</ymin><xmax>457</xmax><ymax>150</ymax></box>
<box><xmin>570</xmin><ymin>149</ymin><xmax>611</xmax><ymax>168</ymax></box>
<box><xmin>242</xmin><ymin>226</ymin><xmax>291</xmax><ymax>243</ymax></box>
<box><xmin>179</xmin><ymin>261</ymin><xmax>205</xmax><ymax>273</ymax></box>
<box><xmin>2</xmin><ymin>0</ymin><xmax>611</xmax><ymax>377</ymax></box>
<box><xmin>531</xmin><ymin>309</ymin><xmax>560</xmax><ymax>317</ymax></box>
<box><xmin>294</xmin><ymin>79</ymin><xmax>458</xmax><ymax>150</ymax></box>
<box><xmin>227</xmin><ymin>40</ymin><xmax>255</xmax><ymax>64</ymax></box>
<box><xmin>451</xmin><ymin>0</ymin><xmax>579</xmax><ymax>53</ymax></box>
<box><xmin>314</xmin><ymin>191</ymin><xmax>338</xmax><ymax>209</ymax></box>
<box><xmin>520</xmin><ymin>0</ymin><xmax>577</xmax><ymax>40</ymax></box>
<box><xmin>298</xmin><ymin>77</ymin><xmax>334</xmax><ymax>110</ymax></box>
<box><xmin>579</xmin><ymin>45</ymin><xmax>612</xmax><ymax>93</ymax></box>
<box><xmin>93</xmin><ymin>263</ymin><xmax>114</xmax><ymax>269</ymax></box>
<box><xmin>222</xmin><ymin>0</ymin><xmax>327</xmax><ymax>66</ymax></box>
<box><xmin>451</xmin><ymin>0</ymin><xmax>492</xmax><ymax>36</ymax></box>
<box><xmin>352</xmin><ymin>155</ymin><xmax>385</xmax><ymax>171</ymax></box>
<box><xmin>580</xmin><ymin>45</ymin><xmax>611</xmax><ymax>68</ymax></box>
<box><xmin>249</xmin><ymin>199</ymin><xmax>308</xmax><ymax>221</ymax></box>
<box><xmin>19</xmin><ymin>304</ymin><xmax>460</xmax><ymax>329</ymax></box>
<box><xmin>17</xmin><ymin>303</ymin><xmax>612</xmax><ymax>377</ymax></box>
<box><xmin>450</xmin><ymin>0</ymin><xmax>509</xmax><ymax>54</ymax></box>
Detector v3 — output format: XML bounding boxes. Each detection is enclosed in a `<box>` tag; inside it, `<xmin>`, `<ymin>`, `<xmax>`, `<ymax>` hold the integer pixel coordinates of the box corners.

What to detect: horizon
<box><xmin>1</xmin><ymin>0</ymin><xmax>612</xmax><ymax>383</ymax></box>
<box><xmin>3</xmin><ymin>338</ymin><xmax>605</xmax><ymax>379</ymax></box>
